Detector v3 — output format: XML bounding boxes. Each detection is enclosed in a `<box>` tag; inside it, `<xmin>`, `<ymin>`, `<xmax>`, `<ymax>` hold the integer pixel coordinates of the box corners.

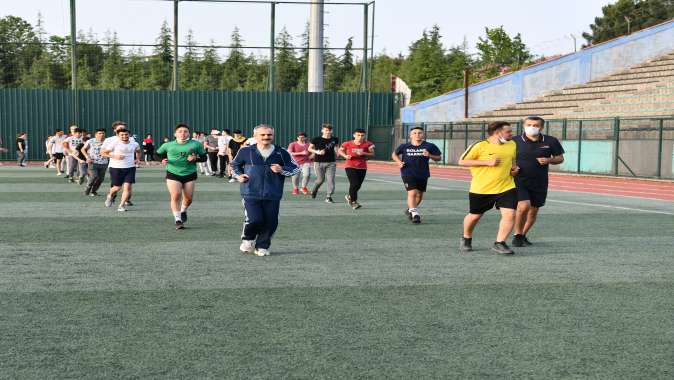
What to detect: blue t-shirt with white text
<box><xmin>395</xmin><ymin>141</ymin><xmax>442</xmax><ymax>178</ymax></box>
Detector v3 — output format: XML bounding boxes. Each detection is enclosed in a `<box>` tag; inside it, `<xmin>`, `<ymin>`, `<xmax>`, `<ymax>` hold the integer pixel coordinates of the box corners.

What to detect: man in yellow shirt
<box><xmin>458</xmin><ymin>121</ymin><xmax>519</xmax><ymax>254</ymax></box>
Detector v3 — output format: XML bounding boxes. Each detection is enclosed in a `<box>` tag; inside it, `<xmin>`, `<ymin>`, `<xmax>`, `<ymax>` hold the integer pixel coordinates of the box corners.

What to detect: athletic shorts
<box><xmin>469</xmin><ymin>188</ymin><xmax>517</xmax><ymax>214</ymax></box>
<box><xmin>402</xmin><ymin>175</ymin><xmax>428</xmax><ymax>192</ymax></box>
<box><xmin>53</xmin><ymin>153</ymin><xmax>64</xmax><ymax>160</ymax></box>
<box><xmin>166</xmin><ymin>171</ymin><xmax>197</xmax><ymax>184</ymax></box>
<box><xmin>109</xmin><ymin>167</ymin><xmax>136</xmax><ymax>187</ymax></box>
<box><xmin>517</xmin><ymin>185</ymin><xmax>547</xmax><ymax>208</ymax></box>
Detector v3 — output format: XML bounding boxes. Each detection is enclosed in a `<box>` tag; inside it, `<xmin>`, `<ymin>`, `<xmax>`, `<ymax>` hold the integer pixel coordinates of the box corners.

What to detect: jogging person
<box><xmin>309</xmin><ymin>123</ymin><xmax>339</xmax><ymax>203</ymax></box>
<box><xmin>206</xmin><ymin>129</ymin><xmax>220</xmax><ymax>176</ymax></box>
<box><xmin>217</xmin><ymin>129</ymin><xmax>233</xmax><ymax>179</ymax></box>
<box><xmin>458</xmin><ymin>121</ymin><xmax>519</xmax><ymax>255</ymax></box>
<box><xmin>156</xmin><ymin>124</ymin><xmax>208</xmax><ymax>229</ymax></box>
<box><xmin>142</xmin><ymin>134</ymin><xmax>155</xmax><ymax>164</ymax></box>
<box><xmin>339</xmin><ymin>128</ymin><xmax>375</xmax><ymax>209</ymax></box>
<box><xmin>63</xmin><ymin>128</ymin><xmax>84</xmax><ymax>182</ymax></box>
<box><xmin>287</xmin><ymin>132</ymin><xmax>312</xmax><ymax>195</ymax></box>
<box><xmin>101</xmin><ymin>128</ymin><xmax>141</xmax><ymax>212</ymax></box>
<box><xmin>227</xmin><ymin>129</ymin><xmax>247</xmax><ymax>183</ymax></box>
<box><xmin>48</xmin><ymin>129</ymin><xmax>66</xmax><ymax>176</ymax></box>
<box><xmin>81</xmin><ymin>128</ymin><xmax>109</xmax><ymax>196</ymax></box>
<box><xmin>16</xmin><ymin>132</ymin><xmax>27</xmax><ymax>167</ymax></box>
<box><xmin>512</xmin><ymin>116</ymin><xmax>565</xmax><ymax>247</ymax></box>
<box><xmin>103</xmin><ymin>121</ymin><xmax>137</xmax><ymax>206</ymax></box>
<box><xmin>231</xmin><ymin>124</ymin><xmax>300</xmax><ymax>256</ymax></box>
<box><xmin>392</xmin><ymin>126</ymin><xmax>442</xmax><ymax>224</ymax></box>
<box><xmin>44</xmin><ymin>135</ymin><xmax>55</xmax><ymax>168</ymax></box>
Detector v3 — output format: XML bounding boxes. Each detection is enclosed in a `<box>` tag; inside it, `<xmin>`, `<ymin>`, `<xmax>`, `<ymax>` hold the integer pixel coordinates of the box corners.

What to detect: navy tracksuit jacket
<box><xmin>231</xmin><ymin>145</ymin><xmax>299</xmax><ymax>249</ymax></box>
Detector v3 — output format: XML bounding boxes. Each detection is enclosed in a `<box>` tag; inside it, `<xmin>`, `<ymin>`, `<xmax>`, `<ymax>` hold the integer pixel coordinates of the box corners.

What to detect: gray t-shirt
<box><xmin>84</xmin><ymin>139</ymin><xmax>109</xmax><ymax>165</ymax></box>
<box><xmin>206</xmin><ymin>135</ymin><xmax>219</xmax><ymax>152</ymax></box>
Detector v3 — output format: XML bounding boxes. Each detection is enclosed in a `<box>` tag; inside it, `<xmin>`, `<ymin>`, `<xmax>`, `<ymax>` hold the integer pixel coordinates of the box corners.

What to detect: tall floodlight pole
<box><xmin>268</xmin><ymin>2</ymin><xmax>276</xmax><ymax>91</ymax></box>
<box><xmin>361</xmin><ymin>3</ymin><xmax>368</xmax><ymax>91</ymax></box>
<box><xmin>172</xmin><ymin>0</ymin><xmax>179</xmax><ymax>91</ymax></box>
<box><xmin>70</xmin><ymin>0</ymin><xmax>78</xmax><ymax>123</ymax></box>
<box><xmin>308</xmin><ymin>0</ymin><xmax>324</xmax><ymax>92</ymax></box>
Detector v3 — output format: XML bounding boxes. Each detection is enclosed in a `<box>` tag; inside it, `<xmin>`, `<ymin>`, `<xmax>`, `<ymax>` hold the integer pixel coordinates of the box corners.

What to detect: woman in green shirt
<box><xmin>156</xmin><ymin>124</ymin><xmax>207</xmax><ymax>229</ymax></box>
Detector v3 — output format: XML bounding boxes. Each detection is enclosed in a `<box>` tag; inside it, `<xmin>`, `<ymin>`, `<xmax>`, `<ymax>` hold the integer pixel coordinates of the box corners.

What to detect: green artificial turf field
<box><xmin>1</xmin><ymin>166</ymin><xmax>673</xmax><ymax>379</ymax></box>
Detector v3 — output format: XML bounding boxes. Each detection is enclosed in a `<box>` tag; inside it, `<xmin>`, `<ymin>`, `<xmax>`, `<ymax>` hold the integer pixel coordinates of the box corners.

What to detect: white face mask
<box><xmin>498</xmin><ymin>135</ymin><xmax>508</xmax><ymax>144</ymax></box>
<box><xmin>525</xmin><ymin>126</ymin><xmax>540</xmax><ymax>136</ymax></box>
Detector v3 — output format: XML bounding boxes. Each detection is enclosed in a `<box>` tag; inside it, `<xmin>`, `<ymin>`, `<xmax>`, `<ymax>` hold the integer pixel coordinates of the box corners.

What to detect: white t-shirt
<box><xmin>218</xmin><ymin>135</ymin><xmax>232</xmax><ymax>155</ymax></box>
<box><xmin>246</xmin><ymin>137</ymin><xmax>257</xmax><ymax>146</ymax></box>
<box><xmin>258</xmin><ymin>144</ymin><xmax>275</xmax><ymax>159</ymax></box>
<box><xmin>50</xmin><ymin>135</ymin><xmax>67</xmax><ymax>154</ymax></box>
<box><xmin>64</xmin><ymin>136</ymin><xmax>84</xmax><ymax>155</ymax></box>
<box><xmin>103</xmin><ymin>135</ymin><xmax>136</xmax><ymax>145</ymax></box>
<box><xmin>102</xmin><ymin>139</ymin><xmax>140</xmax><ymax>168</ymax></box>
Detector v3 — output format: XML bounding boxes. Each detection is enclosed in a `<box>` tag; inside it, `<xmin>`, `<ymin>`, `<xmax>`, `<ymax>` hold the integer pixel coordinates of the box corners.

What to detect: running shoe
<box><xmin>492</xmin><ymin>242</ymin><xmax>514</xmax><ymax>255</ymax></box>
<box><xmin>175</xmin><ymin>220</ymin><xmax>185</xmax><ymax>230</ymax></box>
<box><xmin>181</xmin><ymin>211</ymin><xmax>187</xmax><ymax>223</ymax></box>
<box><xmin>240</xmin><ymin>240</ymin><xmax>255</xmax><ymax>254</ymax></box>
<box><xmin>459</xmin><ymin>237</ymin><xmax>473</xmax><ymax>252</ymax></box>
<box><xmin>254</xmin><ymin>248</ymin><xmax>270</xmax><ymax>257</ymax></box>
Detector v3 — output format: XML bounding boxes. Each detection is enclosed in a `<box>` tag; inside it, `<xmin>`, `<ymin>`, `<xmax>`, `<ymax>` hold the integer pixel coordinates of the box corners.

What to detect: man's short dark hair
<box><xmin>55</xmin><ymin>129</ymin><xmax>63</xmax><ymax>133</ymax></box>
<box><xmin>175</xmin><ymin>123</ymin><xmax>190</xmax><ymax>131</ymax></box>
<box><xmin>116</xmin><ymin>128</ymin><xmax>129</xmax><ymax>135</ymax></box>
<box><xmin>224</xmin><ymin>129</ymin><xmax>231</xmax><ymax>135</ymax></box>
<box><xmin>524</xmin><ymin>116</ymin><xmax>545</xmax><ymax>126</ymax></box>
<box><xmin>112</xmin><ymin>121</ymin><xmax>127</xmax><ymax>130</ymax></box>
<box><xmin>95</xmin><ymin>128</ymin><xmax>106</xmax><ymax>133</ymax></box>
<box><xmin>321</xmin><ymin>123</ymin><xmax>333</xmax><ymax>130</ymax></box>
<box><xmin>487</xmin><ymin>121</ymin><xmax>511</xmax><ymax>136</ymax></box>
<box><xmin>353</xmin><ymin>128</ymin><xmax>366</xmax><ymax>134</ymax></box>
<box><xmin>297</xmin><ymin>131</ymin><xmax>306</xmax><ymax>137</ymax></box>
<box><xmin>73</xmin><ymin>128</ymin><xmax>83</xmax><ymax>133</ymax></box>
<box><xmin>233</xmin><ymin>129</ymin><xmax>242</xmax><ymax>134</ymax></box>
<box><xmin>410</xmin><ymin>126</ymin><xmax>424</xmax><ymax>132</ymax></box>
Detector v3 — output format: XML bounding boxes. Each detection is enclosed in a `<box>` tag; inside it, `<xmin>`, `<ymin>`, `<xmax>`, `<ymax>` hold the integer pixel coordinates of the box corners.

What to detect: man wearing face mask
<box><xmin>458</xmin><ymin>121</ymin><xmax>519</xmax><ymax>255</ymax></box>
<box><xmin>512</xmin><ymin>116</ymin><xmax>565</xmax><ymax>247</ymax></box>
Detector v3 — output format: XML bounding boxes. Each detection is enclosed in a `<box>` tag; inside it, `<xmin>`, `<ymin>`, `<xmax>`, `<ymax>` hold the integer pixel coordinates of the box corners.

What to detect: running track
<box><xmin>363</xmin><ymin>162</ymin><xmax>674</xmax><ymax>202</ymax></box>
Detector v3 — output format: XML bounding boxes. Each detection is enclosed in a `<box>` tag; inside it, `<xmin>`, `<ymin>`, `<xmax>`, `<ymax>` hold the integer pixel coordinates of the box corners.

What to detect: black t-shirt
<box><xmin>310</xmin><ymin>137</ymin><xmax>339</xmax><ymax>163</ymax></box>
<box><xmin>229</xmin><ymin>139</ymin><xmax>246</xmax><ymax>158</ymax></box>
<box><xmin>75</xmin><ymin>138</ymin><xmax>88</xmax><ymax>160</ymax></box>
<box><xmin>514</xmin><ymin>134</ymin><xmax>564</xmax><ymax>191</ymax></box>
<box><xmin>16</xmin><ymin>138</ymin><xmax>25</xmax><ymax>151</ymax></box>
<box><xmin>394</xmin><ymin>141</ymin><xmax>442</xmax><ymax>179</ymax></box>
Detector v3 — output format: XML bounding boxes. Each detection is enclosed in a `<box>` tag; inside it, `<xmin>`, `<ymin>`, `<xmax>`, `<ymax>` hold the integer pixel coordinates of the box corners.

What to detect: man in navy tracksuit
<box><xmin>231</xmin><ymin>124</ymin><xmax>300</xmax><ymax>256</ymax></box>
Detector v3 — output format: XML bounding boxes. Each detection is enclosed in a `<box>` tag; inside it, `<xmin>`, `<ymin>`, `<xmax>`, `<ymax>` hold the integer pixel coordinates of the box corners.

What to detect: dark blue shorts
<box><xmin>109</xmin><ymin>167</ymin><xmax>136</xmax><ymax>186</ymax></box>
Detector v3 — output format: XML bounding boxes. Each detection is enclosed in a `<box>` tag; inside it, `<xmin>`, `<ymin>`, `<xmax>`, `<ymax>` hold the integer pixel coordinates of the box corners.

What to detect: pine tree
<box><xmin>179</xmin><ymin>29</ymin><xmax>200</xmax><ymax>90</ymax></box>
<box><xmin>197</xmin><ymin>41</ymin><xmax>221</xmax><ymax>90</ymax></box>
<box><xmin>221</xmin><ymin>27</ymin><xmax>249</xmax><ymax>90</ymax></box>
<box><xmin>274</xmin><ymin>27</ymin><xmax>299</xmax><ymax>91</ymax></box>
<box><xmin>99</xmin><ymin>31</ymin><xmax>124</xmax><ymax>89</ymax></box>
<box><xmin>400</xmin><ymin>25</ymin><xmax>451</xmax><ymax>102</ymax></box>
<box><xmin>148</xmin><ymin>21</ymin><xmax>173</xmax><ymax>90</ymax></box>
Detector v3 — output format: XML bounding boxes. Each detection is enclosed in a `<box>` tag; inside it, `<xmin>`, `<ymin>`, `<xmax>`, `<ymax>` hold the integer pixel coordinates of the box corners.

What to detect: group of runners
<box><xmin>32</xmin><ymin>115</ymin><xmax>562</xmax><ymax>256</ymax></box>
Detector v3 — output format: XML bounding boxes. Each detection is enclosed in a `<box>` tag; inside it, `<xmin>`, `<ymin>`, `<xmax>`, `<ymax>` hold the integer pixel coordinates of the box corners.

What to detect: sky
<box><xmin>2</xmin><ymin>0</ymin><xmax>611</xmax><ymax>59</ymax></box>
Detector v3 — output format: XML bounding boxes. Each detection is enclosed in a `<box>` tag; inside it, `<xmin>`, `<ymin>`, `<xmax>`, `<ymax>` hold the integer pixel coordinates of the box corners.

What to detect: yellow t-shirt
<box><xmin>461</xmin><ymin>140</ymin><xmax>516</xmax><ymax>194</ymax></box>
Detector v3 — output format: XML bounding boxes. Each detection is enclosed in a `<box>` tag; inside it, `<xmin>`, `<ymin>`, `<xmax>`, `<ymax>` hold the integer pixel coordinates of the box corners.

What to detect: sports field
<box><xmin>1</xmin><ymin>164</ymin><xmax>673</xmax><ymax>378</ymax></box>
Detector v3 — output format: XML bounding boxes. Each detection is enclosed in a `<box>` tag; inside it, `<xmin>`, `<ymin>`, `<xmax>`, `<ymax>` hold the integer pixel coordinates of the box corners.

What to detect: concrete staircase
<box><xmin>466</xmin><ymin>51</ymin><xmax>674</xmax><ymax>121</ymax></box>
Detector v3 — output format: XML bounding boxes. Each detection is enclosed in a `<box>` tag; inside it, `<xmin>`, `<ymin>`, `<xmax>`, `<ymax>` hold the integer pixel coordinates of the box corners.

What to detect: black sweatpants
<box><xmin>345</xmin><ymin>167</ymin><xmax>367</xmax><ymax>202</ymax></box>
<box><xmin>208</xmin><ymin>152</ymin><xmax>219</xmax><ymax>174</ymax></box>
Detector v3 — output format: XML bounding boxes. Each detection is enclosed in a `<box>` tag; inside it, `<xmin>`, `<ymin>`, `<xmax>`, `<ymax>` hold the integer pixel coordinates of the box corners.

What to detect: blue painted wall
<box><xmin>402</xmin><ymin>19</ymin><xmax>674</xmax><ymax>123</ymax></box>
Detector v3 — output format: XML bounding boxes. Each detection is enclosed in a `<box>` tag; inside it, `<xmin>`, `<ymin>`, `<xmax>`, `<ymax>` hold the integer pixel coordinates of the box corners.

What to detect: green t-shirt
<box><xmin>156</xmin><ymin>139</ymin><xmax>206</xmax><ymax>176</ymax></box>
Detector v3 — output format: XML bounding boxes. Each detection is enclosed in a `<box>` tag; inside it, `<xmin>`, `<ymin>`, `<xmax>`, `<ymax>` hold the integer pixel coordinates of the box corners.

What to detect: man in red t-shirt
<box><xmin>287</xmin><ymin>132</ymin><xmax>313</xmax><ymax>195</ymax></box>
<box><xmin>338</xmin><ymin>128</ymin><xmax>375</xmax><ymax>209</ymax></box>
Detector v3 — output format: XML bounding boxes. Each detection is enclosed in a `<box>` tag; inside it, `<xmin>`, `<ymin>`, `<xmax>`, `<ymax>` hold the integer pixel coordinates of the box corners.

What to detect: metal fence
<box><xmin>402</xmin><ymin>117</ymin><xmax>674</xmax><ymax>179</ymax></box>
<box><xmin>0</xmin><ymin>89</ymin><xmax>398</xmax><ymax>161</ymax></box>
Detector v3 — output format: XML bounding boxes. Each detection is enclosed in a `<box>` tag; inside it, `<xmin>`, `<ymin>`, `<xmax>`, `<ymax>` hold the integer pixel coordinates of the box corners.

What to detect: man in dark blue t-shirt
<box><xmin>512</xmin><ymin>116</ymin><xmax>565</xmax><ymax>247</ymax></box>
<box><xmin>392</xmin><ymin>126</ymin><xmax>442</xmax><ymax>224</ymax></box>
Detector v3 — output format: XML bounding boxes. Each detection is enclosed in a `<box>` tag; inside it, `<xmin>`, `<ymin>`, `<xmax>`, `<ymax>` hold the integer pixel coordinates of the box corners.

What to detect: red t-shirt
<box><xmin>341</xmin><ymin>140</ymin><xmax>374</xmax><ymax>169</ymax></box>
<box><xmin>288</xmin><ymin>141</ymin><xmax>312</xmax><ymax>165</ymax></box>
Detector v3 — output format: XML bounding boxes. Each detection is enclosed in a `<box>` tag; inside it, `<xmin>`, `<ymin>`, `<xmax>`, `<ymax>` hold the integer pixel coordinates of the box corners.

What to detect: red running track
<box><xmin>361</xmin><ymin>162</ymin><xmax>674</xmax><ymax>202</ymax></box>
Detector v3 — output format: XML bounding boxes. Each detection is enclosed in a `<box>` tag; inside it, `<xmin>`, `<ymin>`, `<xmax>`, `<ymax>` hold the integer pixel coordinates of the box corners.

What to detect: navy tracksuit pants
<box><xmin>242</xmin><ymin>198</ymin><xmax>281</xmax><ymax>249</ymax></box>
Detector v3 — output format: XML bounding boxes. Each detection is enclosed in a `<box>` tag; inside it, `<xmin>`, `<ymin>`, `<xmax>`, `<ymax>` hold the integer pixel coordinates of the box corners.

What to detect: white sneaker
<box><xmin>117</xmin><ymin>205</ymin><xmax>127</xmax><ymax>212</ymax></box>
<box><xmin>105</xmin><ymin>197</ymin><xmax>113</xmax><ymax>207</ymax></box>
<box><xmin>255</xmin><ymin>248</ymin><xmax>270</xmax><ymax>256</ymax></box>
<box><xmin>239</xmin><ymin>240</ymin><xmax>255</xmax><ymax>254</ymax></box>
<box><xmin>228</xmin><ymin>178</ymin><xmax>236</xmax><ymax>183</ymax></box>
<box><xmin>57</xmin><ymin>172</ymin><xmax>62</xmax><ymax>176</ymax></box>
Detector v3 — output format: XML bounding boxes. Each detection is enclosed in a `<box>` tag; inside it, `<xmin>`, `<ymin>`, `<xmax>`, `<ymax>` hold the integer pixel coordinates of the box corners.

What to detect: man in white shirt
<box><xmin>102</xmin><ymin>121</ymin><xmax>138</xmax><ymax>205</ymax></box>
<box><xmin>101</xmin><ymin>128</ymin><xmax>141</xmax><ymax>212</ymax></box>
<box><xmin>217</xmin><ymin>129</ymin><xmax>233</xmax><ymax>179</ymax></box>
<box><xmin>63</xmin><ymin>128</ymin><xmax>85</xmax><ymax>182</ymax></box>
<box><xmin>48</xmin><ymin>129</ymin><xmax>67</xmax><ymax>176</ymax></box>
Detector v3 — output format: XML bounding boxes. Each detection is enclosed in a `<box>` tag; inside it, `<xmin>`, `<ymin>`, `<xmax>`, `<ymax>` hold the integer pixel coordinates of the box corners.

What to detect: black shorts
<box><xmin>53</xmin><ymin>153</ymin><xmax>64</xmax><ymax>160</ymax></box>
<box><xmin>402</xmin><ymin>176</ymin><xmax>429</xmax><ymax>192</ymax></box>
<box><xmin>469</xmin><ymin>188</ymin><xmax>517</xmax><ymax>214</ymax></box>
<box><xmin>109</xmin><ymin>167</ymin><xmax>136</xmax><ymax>187</ymax></box>
<box><xmin>166</xmin><ymin>171</ymin><xmax>198</xmax><ymax>184</ymax></box>
<box><xmin>517</xmin><ymin>186</ymin><xmax>547</xmax><ymax>208</ymax></box>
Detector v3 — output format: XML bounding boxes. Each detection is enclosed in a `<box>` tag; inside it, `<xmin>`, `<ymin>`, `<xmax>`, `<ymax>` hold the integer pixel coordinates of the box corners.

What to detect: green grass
<box><xmin>1</xmin><ymin>166</ymin><xmax>673</xmax><ymax>379</ymax></box>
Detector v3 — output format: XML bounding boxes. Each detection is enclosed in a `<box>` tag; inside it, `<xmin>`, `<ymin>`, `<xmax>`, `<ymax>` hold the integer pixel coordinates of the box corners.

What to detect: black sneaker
<box><xmin>492</xmin><ymin>241</ymin><xmax>514</xmax><ymax>255</ymax></box>
<box><xmin>325</xmin><ymin>197</ymin><xmax>335</xmax><ymax>203</ymax></box>
<box><xmin>404</xmin><ymin>209</ymin><xmax>412</xmax><ymax>220</ymax></box>
<box><xmin>412</xmin><ymin>214</ymin><xmax>421</xmax><ymax>224</ymax></box>
<box><xmin>512</xmin><ymin>234</ymin><xmax>525</xmax><ymax>247</ymax></box>
<box><xmin>311</xmin><ymin>188</ymin><xmax>318</xmax><ymax>199</ymax></box>
<box><xmin>522</xmin><ymin>236</ymin><xmax>533</xmax><ymax>246</ymax></box>
<box><xmin>126</xmin><ymin>200</ymin><xmax>134</xmax><ymax>206</ymax></box>
<box><xmin>460</xmin><ymin>237</ymin><xmax>473</xmax><ymax>252</ymax></box>
<box><xmin>175</xmin><ymin>220</ymin><xmax>185</xmax><ymax>230</ymax></box>
<box><xmin>181</xmin><ymin>211</ymin><xmax>187</xmax><ymax>223</ymax></box>
<box><xmin>91</xmin><ymin>192</ymin><xmax>98</xmax><ymax>196</ymax></box>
